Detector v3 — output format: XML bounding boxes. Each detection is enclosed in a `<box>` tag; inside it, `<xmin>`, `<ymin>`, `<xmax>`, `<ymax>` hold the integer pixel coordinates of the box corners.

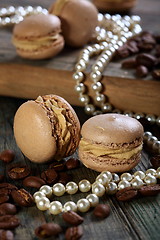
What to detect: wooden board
<box><xmin>0</xmin><ymin>0</ymin><xmax>160</xmax><ymax>116</ymax></box>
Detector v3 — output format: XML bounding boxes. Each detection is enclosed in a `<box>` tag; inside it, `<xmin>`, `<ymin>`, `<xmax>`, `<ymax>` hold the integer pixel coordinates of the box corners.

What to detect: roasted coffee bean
<box><xmin>41</xmin><ymin>169</ymin><xmax>58</xmax><ymax>185</ymax></box>
<box><xmin>136</xmin><ymin>65</ymin><xmax>148</xmax><ymax>78</ymax></box>
<box><xmin>116</xmin><ymin>44</ymin><xmax>130</xmax><ymax>58</ymax></box>
<box><xmin>116</xmin><ymin>187</ymin><xmax>138</xmax><ymax>201</ymax></box>
<box><xmin>0</xmin><ymin>183</ymin><xmax>17</xmax><ymax>192</ymax></box>
<box><xmin>155</xmin><ymin>45</ymin><xmax>160</xmax><ymax>57</ymax></box>
<box><xmin>127</xmin><ymin>40</ymin><xmax>139</xmax><ymax>54</ymax></box>
<box><xmin>93</xmin><ymin>204</ymin><xmax>110</xmax><ymax>219</ymax></box>
<box><xmin>7</xmin><ymin>165</ymin><xmax>31</xmax><ymax>180</ymax></box>
<box><xmin>11</xmin><ymin>188</ymin><xmax>34</xmax><ymax>207</ymax></box>
<box><xmin>121</xmin><ymin>58</ymin><xmax>137</xmax><ymax>69</ymax></box>
<box><xmin>150</xmin><ymin>155</ymin><xmax>160</xmax><ymax>169</ymax></box>
<box><xmin>49</xmin><ymin>160</ymin><xmax>66</xmax><ymax>171</ymax></box>
<box><xmin>0</xmin><ymin>229</ymin><xmax>14</xmax><ymax>240</ymax></box>
<box><xmin>152</xmin><ymin>69</ymin><xmax>160</xmax><ymax>80</ymax></box>
<box><xmin>35</xmin><ymin>223</ymin><xmax>62</xmax><ymax>238</ymax></box>
<box><xmin>62</xmin><ymin>211</ymin><xmax>84</xmax><ymax>226</ymax></box>
<box><xmin>139</xmin><ymin>184</ymin><xmax>160</xmax><ymax>196</ymax></box>
<box><xmin>0</xmin><ymin>150</ymin><xmax>15</xmax><ymax>163</ymax></box>
<box><xmin>0</xmin><ymin>215</ymin><xmax>20</xmax><ymax>229</ymax></box>
<box><xmin>0</xmin><ymin>174</ymin><xmax>4</xmax><ymax>182</ymax></box>
<box><xmin>137</xmin><ymin>32</ymin><xmax>156</xmax><ymax>51</ymax></box>
<box><xmin>0</xmin><ymin>194</ymin><xmax>9</xmax><ymax>204</ymax></box>
<box><xmin>23</xmin><ymin>176</ymin><xmax>46</xmax><ymax>189</ymax></box>
<box><xmin>136</xmin><ymin>53</ymin><xmax>157</xmax><ymax>68</ymax></box>
<box><xmin>58</xmin><ymin>172</ymin><xmax>72</xmax><ymax>185</ymax></box>
<box><xmin>0</xmin><ymin>203</ymin><xmax>17</xmax><ymax>216</ymax></box>
<box><xmin>65</xmin><ymin>158</ymin><xmax>80</xmax><ymax>170</ymax></box>
<box><xmin>65</xmin><ymin>226</ymin><xmax>83</xmax><ymax>240</ymax></box>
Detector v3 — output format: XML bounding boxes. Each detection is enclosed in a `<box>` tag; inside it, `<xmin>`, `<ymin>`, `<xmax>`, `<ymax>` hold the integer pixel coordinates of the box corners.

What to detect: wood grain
<box><xmin>0</xmin><ymin>0</ymin><xmax>160</xmax><ymax>115</ymax></box>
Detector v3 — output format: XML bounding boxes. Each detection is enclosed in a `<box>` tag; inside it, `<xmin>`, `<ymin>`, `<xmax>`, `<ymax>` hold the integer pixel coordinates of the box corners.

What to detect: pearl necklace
<box><xmin>34</xmin><ymin>168</ymin><xmax>160</xmax><ymax>215</ymax></box>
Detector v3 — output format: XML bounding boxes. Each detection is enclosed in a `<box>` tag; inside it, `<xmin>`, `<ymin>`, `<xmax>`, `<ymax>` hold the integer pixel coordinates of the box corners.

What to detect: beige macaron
<box><xmin>78</xmin><ymin>113</ymin><xmax>144</xmax><ymax>172</ymax></box>
<box><xmin>13</xmin><ymin>95</ymin><xmax>80</xmax><ymax>163</ymax></box>
<box><xmin>12</xmin><ymin>13</ymin><xmax>64</xmax><ymax>59</ymax></box>
<box><xmin>49</xmin><ymin>0</ymin><xmax>98</xmax><ymax>47</ymax></box>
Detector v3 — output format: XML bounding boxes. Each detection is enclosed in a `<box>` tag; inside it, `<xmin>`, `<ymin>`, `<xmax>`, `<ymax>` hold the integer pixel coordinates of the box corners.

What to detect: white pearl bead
<box><xmin>120</xmin><ymin>173</ymin><xmax>133</xmax><ymax>182</ymax></box>
<box><xmin>146</xmin><ymin>114</ymin><xmax>156</xmax><ymax>124</ymax></box>
<box><xmin>96</xmin><ymin>174</ymin><xmax>109</xmax><ymax>186</ymax></box>
<box><xmin>123</xmin><ymin>111</ymin><xmax>133</xmax><ymax>117</ymax></box>
<box><xmin>75</xmin><ymin>83</ymin><xmax>86</xmax><ymax>93</ymax></box>
<box><xmin>79</xmin><ymin>94</ymin><xmax>90</xmax><ymax>104</ymax></box>
<box><xmin>134</xmin><ymin>112</ymin><xmax>145</xmax><ymax>120</ymax></box>
<box><xmin>91</xmin><ymin>82</ymin><xmax>103</xmax><ymax>92</ymax></box>
<box><xmin>146</xmin><ymin>169</ymin><xmax>157</xmax><ymax>176</ymax></box>
<box><xmin>152</xmin><ymin>141</ymin><xmax>160</xmax><ymax>154</ymax></box>
<box><xmin>66</xmin><ymin>182</ymin><xmax>78</xmax><ymax>195</ymax></box>
<box><xmin>100</xmin><ymin>171</ymin><xmax>112</xmax><ymax>182</ymax></box>
<box><xmin>156</xmin><ymin>116</ymin><xmax>160</xmax><ymax>126</ymax></box>
<box><xmin>133</xmin><ymin>171</ymin><xmax>145</xmax><ymax>180</ymax></box>
<box><xmin>143</xmin><ymin>132</ymin><xmax>152</xmax><ymax>142</ymax></box>
<box><xmin>63</xmin><ymin>201</ymin><xmax>77</xmax><ymax>212</ymax></box>
<box><xmin>77</xmin><ymin>198</ymin><xmax>90</xmax><ymax>213</ymax></box>
<box><xmin>144</xmin><ymin>175</ymin><xmax>157</xmax><ymax>185</ymax></box>
<box><xmin>86</xmin><ymin>194</ymin><xmax>99</xmax><ymax>207</ymax></box>
<box><xmin>131</xmin><ymin>177</ymin><xmax>144</xmax><ymax>189</ymax></box>
<box><xmin>75</xmin><ymin>62</ymin><xmax>86</xmax><ymax>71</ymax></box>
<box><xmin>95</xmin><ymin>94</ymin><xmax>106</xmax><ymax>104</ymax></box>
<box><xmin>52</xmin><ymin>183</ymin><xmax>65</xmax><ymax>197</ymax></box>
<box><xmin>84</xmin><ymin>104</ymin><xmax>96</xmax><ymax>115</ymax></box>
<box><xmin>92</xmin><ymin>182</ymin><xmax>105</xmax><ymax>197</ymax></box>
<box><xmin>36</xmin><ymin>197</ymin><xmax>50</xmax><ymax>211</ymax></box>
<box><xmin>73</xmin><ymin>72</ymin><xmax>84</xmax><ymax>82</ymax></box>
<box><xmin>118</xmin><ymin>180</ymin><xmax>131</xmax><ymax>190</ymax></box>
<box><xmin>78</xmin><ymin>180</ymin><xmax>91</xmax><ymax>192</ymax></box>
<box><xmin>147</xmin><ymin>136</ymin><xmax>158</xmax><ymax>147</ymax></box>
<box><xmin>90</xmin><ymin>71</ymin><xmax>102</xmax><ymax>82</ymax></box>
<box><xmin>112</xmin><ymin>173</ymin><xmax>120</xmax><ymax>183</ymax></box>
<box><xmin>106</xmin><ymin>182</ymin><xmax>118</xmax><ymax>195</ymax></box>
<box><xmin>101</xmin><ymin>103</ymin><xmax>112</xmax><ymax>113</ymax></box>
<box><xmin>39</xmin><ymin>185</ymin><xmax>52</xmax><ymax>198</ymax></box>
<box><xmin>49</xmin><ymin>201</ymin><xmax>63</xmax><ymax>215</ymax></box>
<box><xmin>33</xmin><ymin>191</ymin><xmax>46</xmax><ymax>202</ymax></box>
<box><xmin>156</xmin><ymin>167</ymin><xmax>160</xmax><ymax>178</ymax></box>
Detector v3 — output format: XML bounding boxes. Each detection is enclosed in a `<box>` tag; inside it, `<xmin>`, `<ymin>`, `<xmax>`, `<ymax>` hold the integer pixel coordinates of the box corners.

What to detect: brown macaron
<box><xmin>13</xmin><ymin>95</ymin><xmax>80</xmax><ymax>163</ymax></box>
<box><xmin>78</xmin><ymin>113</ymin><xmax>144</xmax><ymax>172</ymax></box>
<box><xmin>12</xmin><ymin>14</ymin><xmax>64</xmax><ymax>59</ymax></box>
<box><xmin>49</xmin><ymin>0</ymin><xmax>98</xmax><ymax>47</ymax></box>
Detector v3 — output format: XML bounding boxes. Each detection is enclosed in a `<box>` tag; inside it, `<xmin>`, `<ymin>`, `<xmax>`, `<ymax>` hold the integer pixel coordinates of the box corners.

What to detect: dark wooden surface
<box><xmin>0</xmin><ymin>1</ymin><xmax>160</xmax><ymax>240</ymax></box>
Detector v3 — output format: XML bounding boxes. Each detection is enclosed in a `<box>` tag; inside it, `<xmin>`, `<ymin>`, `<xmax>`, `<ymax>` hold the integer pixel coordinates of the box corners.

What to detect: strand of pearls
<box><xmin>0</xmin><ymin>6</ymin><xmax>47</xmax><ymax>26</ymax></box>
<box><xmin>34</xmin><ymin>168</ymin><xmax>160</xmax><ymax>215</ymax></box>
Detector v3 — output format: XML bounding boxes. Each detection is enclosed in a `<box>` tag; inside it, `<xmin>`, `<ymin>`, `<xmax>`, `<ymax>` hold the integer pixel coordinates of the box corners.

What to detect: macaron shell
<box><xmin>50</xmin><ymin>0</ymin><xmax>98</xmax><ymax>47</ymax></box>
<box><xmin>81</xmin><ymin>114</ymin><xmax>144</xmax><ymax>146</ymax></box>
<box><xmin>13</xmin><ymin>101</ymin><xmax>57</xmax><ymax>163</ymax></box>
<box><xmin>13</xmin><ymin>14</ymin><xmax>62</xmax><ymax>38</ymax></box>
<box><xmin>15</xmin><ymin>35</ymin><xmax>64</xmax><ymax>60</ymax></box>
<box><xmin>79</xmin><ymin>150</ymin><xmax>141</xmax><ymax>172</ymax></box>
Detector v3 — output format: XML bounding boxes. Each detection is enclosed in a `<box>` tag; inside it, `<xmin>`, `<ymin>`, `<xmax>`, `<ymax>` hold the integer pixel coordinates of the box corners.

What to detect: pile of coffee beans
<box><xmin>115</xmin><ymin>31</ymin><xmax>160</xmax><ymax>79</ymax></box>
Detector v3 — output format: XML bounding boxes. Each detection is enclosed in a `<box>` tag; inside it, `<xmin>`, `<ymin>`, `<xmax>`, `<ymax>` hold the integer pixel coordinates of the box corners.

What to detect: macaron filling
<box><xmin>35</xmin><ymin>96</ymin><xmax>72</xmax><ymax>160</ymax></box>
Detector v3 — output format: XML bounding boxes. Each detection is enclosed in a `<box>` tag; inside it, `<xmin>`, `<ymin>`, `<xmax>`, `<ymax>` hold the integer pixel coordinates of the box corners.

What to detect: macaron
<box><xmin>12</xmin><ymin>13</ymin><xmax>64</xmax><ymax>59</ymax></box>
<box><xmin>13</xmin><ymin>95</ymin><xmax>80</xmax><ymax>163</ymax></box>
<box><xmin>49</xmin><ymin>0</ymin><xmax>98</xmax><ymax>47</ymax></box>
<box><xmin>78</xmin><ymin>113</ymin><xmax>144</xmax><ymax>172</ymax></box>
<box><xmin>93</xmin><ymin>0</ymin><xmax>137</xmax><ymax>13</ymax></box>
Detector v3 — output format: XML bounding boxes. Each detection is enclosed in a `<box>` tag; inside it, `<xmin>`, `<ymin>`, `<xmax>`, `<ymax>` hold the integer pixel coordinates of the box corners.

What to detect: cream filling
<box><xmin>36</xmin><ymin>96</ymin><xmax>71</xmax><ymax>159</ymax></box>
<box><xmin>12</xmin><ymin>34</ymin><xmax>59</xmax><ymax>51</ymax></box>
<box><xmin>79</xmin><ymin>139</ymin><xmax>142</xmax><ymax>159</ymax></box>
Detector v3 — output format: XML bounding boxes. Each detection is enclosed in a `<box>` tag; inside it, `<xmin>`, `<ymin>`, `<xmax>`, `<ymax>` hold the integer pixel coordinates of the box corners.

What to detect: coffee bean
<box><xmin>58</xmin><ymin>172</ymin><xmax>72</xmax><ymax>185</ymax></box>
<box><xmin>65</xmin><ymin>158</ymin><xmax>80</xmax><ymax>170</ymax></box>
<box><xmin>65</xmin><ymin>226</ymin><xmax>83</xmax><ymax>240</ymax></box>
<box><xmin>136</xmin><ymin>65</ymin><xmax>149</xmax><ymax>78</ymax></box>
<box><xmin>155</xmin><ymin>45</ymin><xmax>160</xmax><ymax>57</ymax></box>
<box><xmin>0</xmin><ymin>194</ymin><xmax>9</xmax><ymax>204</ymax></box>
<box><xmin>152</xmin><ymin>69</ymin><xmax>160</xmax><ymax>80</ymax></box>
<box><xmin>116</xmin><ymin>187</ymin><xmax>138</xmax><ymax>201</ymax></box>
<box><xmin>139</xmin><ymin>184</ymin><xmax>160</xmax><ymax>196</ymax></box>
<box><xmin>11</xmin><ymin>188</ymin><xmax>34</xmax><ymax>207</ymax></box>
<box><xmin>0</xmin><ymin>174</ymin><xmax>4</xmax><ymax>182</ymax></box>
<box><xmin>150</xmin><ymin>155</ymin><xmax>160</xmax><ymax>169</ymax></box>
<box><xmin>62</xmin><ymin>211</ymin><xmax>84</xmax><ymax>226</ymax></box>
<box><xmin>93</xmin><ymin>204</ymin><xmax>110</xmax><ymax>219</ymax></box>
<box><xmin>0</xmin><ymin>150</ymin><xmax>15</xmax><ymax>163</ymax></box>
<box><xmin>122</xmin><ymin>58</ymin><xmax>137</xmax><ymax>69</ymax></box>
<box><xmin>137</xmin><ymin>32</ymin><xmax>156</xmax><ymax>51</ymax></box>
<box><xmin>23</xmin><ymin>176</ymin><xmax>46</xmax><ymax>189</ymax></box>
<box><xmin>49</xmin><ymin>160</ymin><xmax>66</xmax><ymax>171</ymax></box>
<box><xmin>0</xmin><ymin>183</ymin><xmax>17</xmax><ymax>196</ymax></box>
<box><xmin>0</xmin><ymin>215</ymin><xmax>20</xmax><ymax>229</ymax></box>
<box><xmin>7</xmin><ymin>165</ymin><xmax>31</xmax><ymax>180</ymax></box>
<box><xmin>0</xmin><ymin>229</ymin><xmax>14</xmax><ymax>240</ymax></box>
<box><xmin>35</xmin><ymin>223</ymin><xmax>62</xmax><ymax>238</ymax></box>
<box><xmin>116</xmin><ymin>44</ymin><xmax>130</xmax><ymax>58</ymax></box>
<box><xmin>0</xmin><ymin>203</ymin><xmax>17</xmax><ymax>216</ymax></box>
<box><xmin>41</xmin><ymin>169</ymin><xmax>58</xmax><ymax>185</ymax></box>
<box><xmin>136</xmin><ymin>53</ymin><xmax>157</xmax><ymax>68</ymax></box>
<box><xmin>127</xmin><ymin>40</ymin><xmax>139</xmax><ymax>54</ymax></box>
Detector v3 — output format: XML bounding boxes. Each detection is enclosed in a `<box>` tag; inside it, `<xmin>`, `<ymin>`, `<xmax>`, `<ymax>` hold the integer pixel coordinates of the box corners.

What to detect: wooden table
<box><xmin>0</xmin><ymin>1</ymin><xmax>160</xmax><ymax>240</ymax></box>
